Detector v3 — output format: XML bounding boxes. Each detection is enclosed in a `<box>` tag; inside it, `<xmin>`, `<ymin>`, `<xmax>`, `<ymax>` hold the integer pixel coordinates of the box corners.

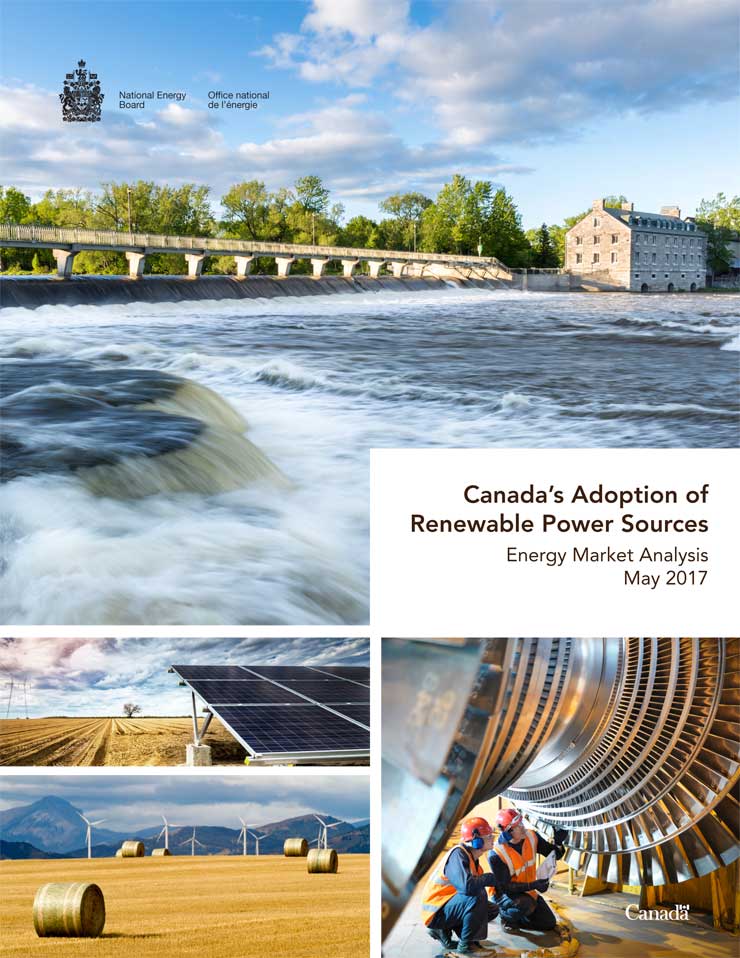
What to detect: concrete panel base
<box><xmin>186</xmin><ymin>744</ymin><xmax>212</xmax><ymax>766</ymax></box>
<box><xmin>368</xmin><ymin>260</ymin><xmax>385</xmax><ymax>278</ymax></box>
<box><xmin>125</xmin><ymin>251</ymin><xmax>146</xmax><ymax>278</ymax></box>
<box><xmin>389</xmin><ymin>261</ymin><xmax>406</xmax><ymax>278</ymax></box>
<box><xmin>275</xmin><ymin>256</ymin><xmax>295</xmax><ymax>277</ymax></box>
<box><xmin>52</xmin><ymin>248</ymin><xmax>76</xmax><ymax>278</ymax></box>
<box><xmin>311</xmin><ymin>257</ymin><xmax>330</xmax><ymax>277</ymax></box>
<box><xmin>341</xmin><ymin>258</ymin><xmax>360</xmax><ymax>278</ymax></box>
<box><xmin>234</xmin><ymin>255</ymin><xmax>254</xmax><ymax>278</ymax></box>
<box><xmin>185</xmin><ymin>253</ymin><xmax>206</xmax><ymax>278</ymax></box>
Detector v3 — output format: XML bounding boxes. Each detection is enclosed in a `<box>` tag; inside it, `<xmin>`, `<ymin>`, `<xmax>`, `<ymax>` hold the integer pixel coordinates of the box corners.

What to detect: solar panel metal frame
<box><xmin>171</xmin><ymin>664</ymin><xmax>370</xmax><ymax>762</ymax></box>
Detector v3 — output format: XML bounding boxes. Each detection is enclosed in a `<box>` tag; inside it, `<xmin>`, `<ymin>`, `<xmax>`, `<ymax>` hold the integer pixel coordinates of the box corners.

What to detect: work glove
<box><xmin>533</xmin><ymin>879</ymin><xmax>549</xmax><ymax>893</ymax></box>
<box><xmin>553</xmin><ymin>827</ymin><xmax>568</xmax><ymax>845</ymax></box>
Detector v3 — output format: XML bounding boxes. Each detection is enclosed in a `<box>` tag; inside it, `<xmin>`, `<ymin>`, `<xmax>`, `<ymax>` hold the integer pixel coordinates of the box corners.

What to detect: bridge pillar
<box><xmin>311</xmin><ymin>257</ymin><xmax>330</xmax><ymax>278</ymax></box>
<box><xmin>275</xmin><ymin>256</ymin><xmax>295</xmax><ymax>277</ymax></box>
<box><xmin>367</xmin><ymin>260</ymin><xmax>385</xmax><ymax>278</ymax></box>
<box><xmin>185</xmin><ymin>253</ymin><xmax>207</xmax><ymax>278</ymax></box>
<box><xmin>341</xmin><ymin>258</ymin><xmax>360</xmax><ymax>278</ymax></box>
<box><xmin>389</xmin><ymin>261</ymin><xmax>406</xmax><ymax>278</ymax></box>
<box><xmin>125</xmin><ymin>251</ymin><xmax>146</xmax><ymax>278</ymax></box>
<box><xmin>52</xmin><ymin>248</ymin><xmax>76</xmax><ymax>278</ymax></box>
<box><xmin>234</xmin><ymin>255</ymin><xmax>255</xmax><ymax>278</ymax></box>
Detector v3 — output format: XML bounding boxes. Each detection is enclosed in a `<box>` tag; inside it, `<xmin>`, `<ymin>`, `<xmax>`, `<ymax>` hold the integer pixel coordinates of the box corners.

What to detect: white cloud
<box><xmin>0</xmin><ymin>636</ymin><xmax>369</xmax><ymax>717</ymax></box>
<box><xmin>0</xmin><ymin>82</ymin><xmax>529</xmax><ymax>208</ymax></box>
<box><xmin>258</xmin><ymin>0</ymin><xmax>739</xmax><ymax>145</ymax></box>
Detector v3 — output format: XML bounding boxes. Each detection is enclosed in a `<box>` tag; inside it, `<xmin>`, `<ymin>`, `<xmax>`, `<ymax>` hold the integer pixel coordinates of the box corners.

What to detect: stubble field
<box><xmin>1</xmin><ymin>854</ymin><xmax>369</xmax><ymax>957</ymax></box>
<box><xmin>0</xmin><ymin>717</ymin><xmax>245</xmax><ymax>766</ymax></box>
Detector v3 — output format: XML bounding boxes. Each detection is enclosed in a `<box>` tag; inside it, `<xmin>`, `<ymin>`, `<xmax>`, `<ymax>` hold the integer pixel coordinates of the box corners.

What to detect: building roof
<box><xmin>603</xmin><ymin>207</ymin><xmax>705</xmax><ymax>235</ymax></box>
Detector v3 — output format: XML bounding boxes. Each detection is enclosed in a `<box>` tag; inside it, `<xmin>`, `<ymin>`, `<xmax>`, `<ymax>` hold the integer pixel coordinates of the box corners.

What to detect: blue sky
<box><xmin>1</xmin><ymin>0</ymin><xmax>738</xmax><ymax>228</ymax></box>
<box><xmin>0</xmin><ymin>774</ymin><xmax>370</xmax><ymax>830</ymax></box>
<box><xmin>0</xmin><ymin>636</ymin><xmax>369</xmax><ymax>716</ymax></box>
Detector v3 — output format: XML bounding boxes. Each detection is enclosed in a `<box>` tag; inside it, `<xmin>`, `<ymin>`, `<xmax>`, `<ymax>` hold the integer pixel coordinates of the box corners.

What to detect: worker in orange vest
<box><xmin>420</xmin><ymin>816</ymin><xmax>499</xmax><ymax>956</ymax></box>
<box><xmin>487</xmin><ymin>808</ymin><xmax>568</xmax><ymax>933</ymax></box>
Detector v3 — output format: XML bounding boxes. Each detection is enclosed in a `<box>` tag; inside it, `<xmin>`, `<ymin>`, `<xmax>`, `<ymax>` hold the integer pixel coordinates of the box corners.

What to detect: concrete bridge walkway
<box><xmin>0</xmin><ymin>224</ymin><xmax>516</xmax><ymax>282</ymax></box>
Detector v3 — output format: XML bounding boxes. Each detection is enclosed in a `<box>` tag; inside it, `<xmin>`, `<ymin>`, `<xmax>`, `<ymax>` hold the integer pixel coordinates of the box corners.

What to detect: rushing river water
<box><xmin>1</xmin><ymin>286</ymin><xmax>738</xmax><ymax>625</ymax></box>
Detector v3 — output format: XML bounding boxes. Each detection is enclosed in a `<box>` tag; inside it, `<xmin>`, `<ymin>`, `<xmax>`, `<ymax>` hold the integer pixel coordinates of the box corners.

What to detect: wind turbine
<box><xmin>180</xmin><ymin>828</ymin><xmax>204</xmax><ymax>857</ymax></box>
<box><xmin>78</xmin><ymin>812</ymin><xmax>106</xmax><ymax>859</ymax></box>
<box><xmin>236</xmin><ymin>817</ymin><xmax>249</xmax><ymax>856</ymax></box>
<box><xmin>156</xmin><ymin>814</ymin><xmax>180</xmax><ymax>851</ymax></box>
<box><xmin>248</xmin><ymin>830</ymin><xmax>267</xmax><ymax>855</ymax></box>
<box><xmin>314</xmin><ymin>815</ymin><xmax>343</xmax><ymax>850</ymax></box>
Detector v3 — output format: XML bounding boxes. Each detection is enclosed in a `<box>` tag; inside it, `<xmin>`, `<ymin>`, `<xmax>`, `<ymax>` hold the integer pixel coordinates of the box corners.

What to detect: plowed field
<box><xmin>1</xmin><ymin>854</ymin><xmax>369</xmax><ymax>957</ymax></box>
<box><xmin>0</xmin><ymin>717</ymin><xmax>245</xmax><ymax>766</ymax></box>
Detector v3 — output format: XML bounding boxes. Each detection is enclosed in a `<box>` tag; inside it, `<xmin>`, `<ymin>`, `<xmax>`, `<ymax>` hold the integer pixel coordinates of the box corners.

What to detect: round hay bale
<box><xmin>284</xmin><ymin>838</ymin><xmax>308</xmax><ymax>857</ymax></box>
<box><xmin>114</xmin><ymin>848</ymin><xmax>123</xmax><ymax>858</ymax></box>
<box><xmin>33</xmin><ymin>882</ymin><xmax>105</xmax><ymax>938</ymax></box>
<box><xmin>151</xmin><ymin>848</ymin><xmax>171</xmax><ymax>856</ymax></box>
<box><xmin>307</xmin><ymin>848</ymin><xmax>338</xmax><ymax>873</ymax></box>
<box><xmin>120</xmin><ymin>840</ymin><xmax>144</xmax><ymax>858</ymax></box>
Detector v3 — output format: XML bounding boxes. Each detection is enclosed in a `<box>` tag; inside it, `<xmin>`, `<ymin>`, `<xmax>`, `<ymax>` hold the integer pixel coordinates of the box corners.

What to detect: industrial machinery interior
<box><xmin>382</xmin><ymin>637</ymin><xmax>739</xmax><ymax>956</ymax></box>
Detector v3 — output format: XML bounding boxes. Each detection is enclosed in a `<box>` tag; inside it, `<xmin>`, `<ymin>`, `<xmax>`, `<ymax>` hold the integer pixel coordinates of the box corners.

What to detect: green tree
<box><xmin>294</xmin><ymin>175</ymin><xmax>329</xmax><ymax>215</ymax></box>
<box><xmin>486</xmin><ymin>188</ymin><xmax>532</xmax><ymax>266</ymax></box>
<box><xmin>0</xmin><ymin>186</ymin><xmax>34</xmax><ymax>271</ymax></box>
<box><xmin>339</xmin><ymin>215</ymin><xmax>378</xmax><ymax>248</ymax></box>
<box><xmin>420</xmin><ymin>174</ymin><xmax>472</xmax><ymax>252</ymax></box>
<box><xmin>221</xmin><ymin>180</ymin><xmax>270</xmax><ymax>240</ymax></box>
<box><xmin>0</xmin><ymin>186</ymin><xmax>33</xmax><ymax>223</ymax></box>
<box><xmin>696</xmin><ymin>193</ymin><xmax>739</xmax><ymax>278</ymax></box>
<box><xmin>531</xmin><ymin>223</ymin><xmax>559</xmax><ymax>268</ymax></box>
<box><xmin>379</xmin><ymin>192</ymin><xmax>432</xmax><ymax>250</ymax></box>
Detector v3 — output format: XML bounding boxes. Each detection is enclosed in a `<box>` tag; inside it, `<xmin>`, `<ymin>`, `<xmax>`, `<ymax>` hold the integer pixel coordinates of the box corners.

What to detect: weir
<box><xmin>0</xmin><ymin>223</ymin><xmax>514</xmax><ymax>281</ymax></box>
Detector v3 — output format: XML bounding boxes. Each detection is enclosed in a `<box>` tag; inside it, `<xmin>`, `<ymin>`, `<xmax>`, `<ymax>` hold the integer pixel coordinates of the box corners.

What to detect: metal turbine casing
<box><xmin>381</xmin><ymin>637</ymin><xmax>740</xmax><ymax>940</ymax></box>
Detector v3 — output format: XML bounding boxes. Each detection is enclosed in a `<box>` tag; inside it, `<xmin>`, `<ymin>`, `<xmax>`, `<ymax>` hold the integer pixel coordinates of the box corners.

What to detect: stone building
<box><xmin>565</xmin><ymin>199</ymin><xmax>706</xmax><ymax>291</ymax></box>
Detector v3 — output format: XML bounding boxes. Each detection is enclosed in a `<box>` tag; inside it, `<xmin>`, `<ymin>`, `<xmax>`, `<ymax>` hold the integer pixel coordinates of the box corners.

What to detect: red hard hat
<box><xmin>496</xmin><ymin>808</ymin><xmax>523</xmax><ymax>830</ymax></box>
<box><xmin>460</xmin><ymin>817</ymin><xmax>493</xmax><ymax>842</ymax></box>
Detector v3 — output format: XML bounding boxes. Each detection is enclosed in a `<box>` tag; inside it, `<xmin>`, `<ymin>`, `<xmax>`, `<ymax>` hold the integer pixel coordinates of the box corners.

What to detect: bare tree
<box><xmin>122</xmin><ymin>703</ymin><xmax>142</xmax><ymax>718</ymax></box>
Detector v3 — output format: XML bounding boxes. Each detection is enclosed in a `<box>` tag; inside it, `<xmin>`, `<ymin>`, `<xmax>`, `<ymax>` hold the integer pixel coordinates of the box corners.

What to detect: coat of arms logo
<box><xmin>60</xmin><ymin>60</ymin><xmax>104</xmax><ymax>122</ymax></box>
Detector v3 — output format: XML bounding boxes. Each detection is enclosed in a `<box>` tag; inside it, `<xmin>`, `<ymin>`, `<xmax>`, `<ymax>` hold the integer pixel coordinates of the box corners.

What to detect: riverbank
<box><xmin>0</xmin><ymin>274</ymin><xmax>502</xmax><ymax>308</ymax></box>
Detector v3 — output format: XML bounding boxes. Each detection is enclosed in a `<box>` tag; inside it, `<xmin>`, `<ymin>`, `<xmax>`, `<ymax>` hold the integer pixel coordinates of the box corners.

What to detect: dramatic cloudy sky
<box><xmin>0</xmin><ymin>636</ymin><xmax>369</xmax><ymax>716</ymax></box>
<box><xmin>1</xmin><ymin>0</ymin><xmax>737</xmax><ymax>225</ymax></box>
<box><xmin>0</xmin><ymin>773</ymin><xmax>369</xmax><ymax>830</ymax></box>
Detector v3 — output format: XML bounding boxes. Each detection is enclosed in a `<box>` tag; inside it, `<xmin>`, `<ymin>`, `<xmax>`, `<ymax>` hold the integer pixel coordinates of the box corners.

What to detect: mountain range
<box><xmin>0</xmin><ymin>796</ymin><xmax>369</xmax><ymax>858</ymax></box>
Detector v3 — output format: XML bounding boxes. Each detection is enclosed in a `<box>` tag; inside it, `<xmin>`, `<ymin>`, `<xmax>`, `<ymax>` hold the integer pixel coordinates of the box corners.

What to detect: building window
<box><xmin>690</xmin><ymin>238</ymin><xmax>694</xmax><ymax>247</ymax></box>
<box><xmin>690</xmin><ymin>254</ymin><xmax>694</xmax><ymax>263</ymax></box>
<box><xmin>634</xmin><ymin>273</ymin><xmax>640</xmax><ymax>278</ymax></box>
<box><xmin>665</xmin><ymin>253</ymin><xmax>670</xmax><ymax>263</ymax></box>
<box><xmin>593</xmin><ymin>235</ymin><xmax>600</xmax><ymax>244</ymax></box>
<box><xmin>593</xmin><ymin>253</ymin><xmax>600</xmax><ymax>264</ymax></box>
<box><xmin>674</xmin><ymin>254</ymin><xmax>678</xmax><ymax>263</ymax></box>
<box><xmin>651</xmin><ymin>252</ymin><xmax>656</xmax><ymax>263</ymax></box>
<box><xmin>611</xmin><ymin>252</ymin><xmax>618</xmax><ymax>263</ymax></box>
<box><xmin>652</xmin><ymin>235</ymin><xmax>656</xmax><ymax>244</ymax></box>
<box><xmin>575</xmin><ymin>236</ymin><xmax>583</xmax><ymax>245</ymax></box>
<box><xmin>682</xmin><ymin>254</ymin><xmax>686</xmax><ymax>263</ymax></box>
<box><xmin>593</xmin><ymin>217</ymin><xmax>600</xmax><ymax>227</ymax></box>
<box><xmin>575</xmin><ymin>253</ymin><xmax>582</xmax><ymax>264</ymax></box>
<box><xmin>635</xmin><ymin>251</ymin><xmax>640</xmax><ymax>263</ymax></box>
<box><xmin>611</xmin><ymin>234</ymin><xmax>619</xmax><ymax>244</ymax></box>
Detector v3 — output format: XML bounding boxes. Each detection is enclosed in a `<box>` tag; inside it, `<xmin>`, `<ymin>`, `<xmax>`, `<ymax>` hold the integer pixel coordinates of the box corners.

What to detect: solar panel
<box><xmin>215</xmin><ymin>705</ymin><xmax>369</xmax><ymax>753</ymax></box>
<box><xmin>281</xmin><ymin>679</ymin><xmax>370</xmax><ymax>702</ymax></box>
<box><xmin>309</xmin><ymin>666</ymin><xmax>370</xmax><ymax>685</ymax></box>
<box><xmin>173</xmin><ymin>665</ymin><xmax>252</xmax><ymax>681</ymax></box>
<box><xmin>245</xmin><ymin>666</ymin><xmax>338</xmax><ymax>680</ymax></box>
<box><xmin>185</xmin><ymin>679</ymin><xmax>308</xmax><ymax>705</ymax></box>
<box><xmin>171</xmin><ymin>664</ymin><xmax>370</xmax><ymax>759</ymax></box>
<box><xmin>330</xmin><ymin>704</ymin><xmax>370</xmax><ymax>727</ymax></box>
